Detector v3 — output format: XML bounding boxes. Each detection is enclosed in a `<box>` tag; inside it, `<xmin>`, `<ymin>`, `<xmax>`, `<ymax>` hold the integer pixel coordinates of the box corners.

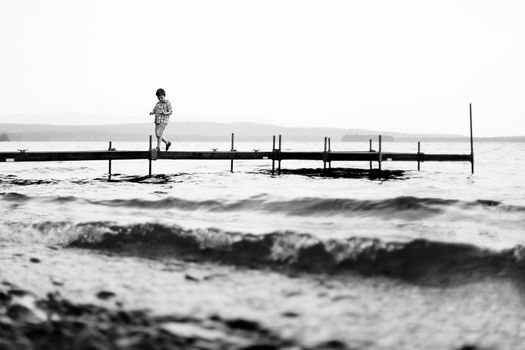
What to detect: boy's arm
<box><xmin>149</xmin><ymin>103</ymin><xmax>159</xmax><ymax>115</ymax></box>
<box><xmin>163</xmin><ymin>101</ymin><xmax>173</xmax><ymax>116</ymax></box>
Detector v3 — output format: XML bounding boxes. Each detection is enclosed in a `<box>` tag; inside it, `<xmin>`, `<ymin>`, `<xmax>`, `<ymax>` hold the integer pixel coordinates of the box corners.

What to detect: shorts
<box><xmin>155</xmin><ymin>123</ymin><xmax>167</xmax><ymax>138</ymax></box>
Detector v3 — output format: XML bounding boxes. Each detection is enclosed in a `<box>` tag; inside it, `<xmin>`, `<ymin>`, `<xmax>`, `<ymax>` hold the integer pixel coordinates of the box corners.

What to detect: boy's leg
<box><xmin>160</xmin><ymin>124</ymin><xmax>171</xmax><ymax>151</ymax></box>
<box><xmin>155</xmin><ymin>124</ymin><xmax>166</xmax><ymax>150</ymax></box>
<box><xmin>159</xmin><ymin>124</ymin><xmax>170</xmax><ymax>145</ymax></box>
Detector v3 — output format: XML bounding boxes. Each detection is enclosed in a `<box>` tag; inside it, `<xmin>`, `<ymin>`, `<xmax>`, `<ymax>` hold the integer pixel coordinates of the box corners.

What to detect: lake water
<box><xmin>1</xmin><ymin>140</ymin><xmax>524</xmax><ymax>349</ymax></box>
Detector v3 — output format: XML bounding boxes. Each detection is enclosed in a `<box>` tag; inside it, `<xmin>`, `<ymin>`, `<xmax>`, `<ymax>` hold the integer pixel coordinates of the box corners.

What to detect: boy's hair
<box><xmin>156</xmin><ymin>88</ymin><xmax>166</xmax><ymax>97</ymax></box>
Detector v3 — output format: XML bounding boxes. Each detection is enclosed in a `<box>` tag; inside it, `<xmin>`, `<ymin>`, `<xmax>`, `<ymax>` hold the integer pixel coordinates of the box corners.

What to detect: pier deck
<box><xmin>0</xmin><ymin>137</ymin><xmax>474</xmax><ymax>179</ymax></box>
<box><xmin>0</xmin><ymin>150</ymin><xmax>471</xmax><ymax>163</ymax></box>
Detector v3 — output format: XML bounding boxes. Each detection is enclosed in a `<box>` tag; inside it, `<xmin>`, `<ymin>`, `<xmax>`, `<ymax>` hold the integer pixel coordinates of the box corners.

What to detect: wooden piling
<box><xmin>323</xmin><ymin>137</ymin><xmax>327</xmax><ymax>176</ymax></box>
<box><xmin>108</xmin><ymin>141</ymin><xmax>112</xmax><ymax>179</ymax></box>
<box><xmin>369</xmin><ymin>139</ymin><xmax>373</xmax><ymax>170</ymax></box>
<box><xmin>470</xmin><ymin>103</ymin><xmax>474</xmax><ymax>174</ymax></box>
<box><xmin>272</xmin><ymin>135</ymin><xmax>276</xmax><ymax>175</ymax></box>
<box><xmin>417</xmin><ymin>141</ymin><xmax>421</xmax><ymax>171</ymax></box>
<box><xmin>230</xmin><ymin>133</ymin><xmax>235</xmax><ymax>173</ymax></box>
<box><xmin>378</xmin><ymin>135</ymin><xmax>382</xmax><ymax>172</ymax></box>
<box><xmin>278</xmin><ymin>134</ymin><xmax>282</xmax><ymax>175</ymax></box>
<box><xmin>148</xmin><ymin>135</ymin><xmax>152</xmax><ymax>177</ymax></box>
<box><xmin>328</xmin><ymin>137</ymin><xmax>332</xmax><ymax>171</ymax></box>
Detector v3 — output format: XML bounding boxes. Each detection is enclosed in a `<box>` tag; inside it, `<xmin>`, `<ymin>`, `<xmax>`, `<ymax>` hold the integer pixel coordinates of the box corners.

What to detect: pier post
<box><xmin>470</xmin><ymin>103</ymin><xmax>474</xmax><ymax>174</ymax></box>
<box><xmin>272</xmin><ymin>135</ymin><xmax>276</xmax><ymax>175</ymax></box>
<box><xmin>328</xmin><ymin>137</ymin><xmax>332</xmax><ymax>171</ymax></box>
<box><xmin>108</xmin><ymin>141</ymin><xmax>112</xmax><ymax>180</ymax></box>
<box><xmin>378</xmin><ymin>135</ymin><xmax>382</xmax><ymax>172</ymax></box>
<box><xmin>148</xmin><ymin>135</ymin><xmax>152</xmax><ymax>177</ymax></box>
<box><xmin>369</xmin><ymin>139</ymin><xmax>373</xmax><ymax>170</ymax></box>
<box><xmin>417</xmin><ymin>141</ymin><xmax>421</xmax><ymax>171</ymax></box>
<box><xmin>323</xmin><ymin>137</ymin><xmax>327</xmax><ymax>176</ymax></box>
<box><xmin>230</xmin><ymin>133</ymin><xmax>235</xmax><ymax>173</ymax></box>
<box><xmin>278</xmin><ymin>134</ymin><xmax>282</xmax><ymax>175</ymax></box>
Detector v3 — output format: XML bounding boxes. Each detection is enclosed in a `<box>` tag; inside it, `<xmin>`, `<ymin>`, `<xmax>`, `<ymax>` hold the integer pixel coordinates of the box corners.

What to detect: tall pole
<box><xmin>378</xmin><ymin>135</ymin><xmax>382</xmax><ymax>172</ymax></box>
<box><xmin>470</xmin><ymin>103</ymin><xmax>474</xmax><ymax>174</ymax></box>
<box><xmin>230</xmin><ymin>133</ymin><xmax>235</xmax><ymax>173</ymax></box>
<box><xmin>108</xmin><ymin>141</ymin><xmax>112</xmax><ymax>180</ymax></box>
<box><xmin>323</xmin><ymin>137</ymin><xmax>327</xmax><ymax>176</ymax></box>
<box><xmin>278</xmin><ymin>134</ymin><xmax>282</xmax><ymax>175</ymax></box>
<box><xmin>272</xmin><ymin>135</ymin><xmax>276</xmax><ymax>175</ymax></box>
<box><xmin>148</xmin><ymin>135</ymin><xmax>152</xmax><ymax>177</ymax></box>
<box><xmin>369</xmin><ymin>138</ymin><xmax>372</xmax><ymax>170</ymax></box>
<box><xmin>328</xmin><ymin>137</ymin><xmax>331</xmax><ymax>171</ymax></box>
<box><xmin>417</xmin><ymin>141</ymin><xmax>421</xmax><ymax>171</ymax></box>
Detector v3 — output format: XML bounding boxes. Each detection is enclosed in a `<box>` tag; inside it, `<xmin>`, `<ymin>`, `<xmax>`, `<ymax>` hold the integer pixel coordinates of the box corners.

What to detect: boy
<box><xmin>149</xmin><ymin>88</ymin><xmax>172</xmax><ymax>151</ymax></box>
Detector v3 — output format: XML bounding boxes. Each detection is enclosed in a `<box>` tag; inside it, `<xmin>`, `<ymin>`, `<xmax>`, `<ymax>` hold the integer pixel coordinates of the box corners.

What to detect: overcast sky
<box><xmin>0</xmin><ymin>0</ymin><xmax>523</xmax><ymax>136</ymax></box>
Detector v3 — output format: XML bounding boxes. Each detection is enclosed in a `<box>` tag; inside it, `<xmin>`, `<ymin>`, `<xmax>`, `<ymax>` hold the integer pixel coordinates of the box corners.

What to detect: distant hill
<box><xmin>0</xmin><ymin>133</ymin><xmax>9</xmax><ymax>141</ymax></box>
<box><xmin>395</xmin><ymin>136</ymin><xmax>525</xmax><ymax>142</ymax></box>
<box><xmin>0</xmin><ymin>122</ymin><xmax>523</xmax><ymax>142</ymax></box>
<box><xmin>342</xmin><ymin>134</ymin><xmax>395</xmax><ymax>142</ymax></box>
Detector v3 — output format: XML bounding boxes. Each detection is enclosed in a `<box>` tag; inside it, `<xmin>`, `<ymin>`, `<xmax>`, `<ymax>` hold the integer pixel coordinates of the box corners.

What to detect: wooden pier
<box><xmin>0</xmin><ymin>134</ymin><xmax>474</xmax><ymax>177</ymax></box>
<box><xmin>0</xmin><ymin>105</ymin><xmax>475</xmax><ymax>177</ymax></box>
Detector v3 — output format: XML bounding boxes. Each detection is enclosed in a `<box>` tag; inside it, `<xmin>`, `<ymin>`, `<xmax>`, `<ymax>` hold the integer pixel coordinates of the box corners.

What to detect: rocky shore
<box><xmin>0</xmin><ymin>282</ymin><xmax>309</xmax><ymax>350</ymax></box>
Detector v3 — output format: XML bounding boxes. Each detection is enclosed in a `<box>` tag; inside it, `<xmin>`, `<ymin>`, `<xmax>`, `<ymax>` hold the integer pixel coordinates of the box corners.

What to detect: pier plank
<box><xmin>159</xmin><ymin>151</ymin><xmax>272</xmax><ymax>160</ymax></box>
<box><xmin>0</xmin><ymin>150</ymin><xmax>472</xmax><ymax>163</ymax></box>
<box><xmin>420</xmin><ymin>154</ymin><xmax>472</xmax><ymax>162</ymax></box>
<box><xmin>0</xmin><ymin>151</ymin><xmax>149</xmax><ymax>162</ymax></box>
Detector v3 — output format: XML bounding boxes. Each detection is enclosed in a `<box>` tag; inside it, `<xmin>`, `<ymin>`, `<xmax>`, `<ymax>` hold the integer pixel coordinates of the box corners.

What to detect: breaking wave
<box><xmin>1</xmin><ymin>220</ymin><xmax>524</xmax><ymax>284</ymax></box>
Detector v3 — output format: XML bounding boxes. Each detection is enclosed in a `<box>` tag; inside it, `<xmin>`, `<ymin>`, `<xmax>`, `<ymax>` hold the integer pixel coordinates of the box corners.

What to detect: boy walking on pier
<box><xmin>149</xmin><ymin>88</ymin><xmax>172</xmax><ymax>151</ymax></box>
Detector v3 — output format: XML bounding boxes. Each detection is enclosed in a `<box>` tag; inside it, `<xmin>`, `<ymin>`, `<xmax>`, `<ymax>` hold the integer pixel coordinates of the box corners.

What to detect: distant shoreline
<box><xmin>2</xmin><ymin>137</ymin><xmax>523</xmax><ymax>143</ymax></box>
<box><xmin>0</xmin><ymin>122</ymin><xmax>523</xmax><ymax>142</ymax></box>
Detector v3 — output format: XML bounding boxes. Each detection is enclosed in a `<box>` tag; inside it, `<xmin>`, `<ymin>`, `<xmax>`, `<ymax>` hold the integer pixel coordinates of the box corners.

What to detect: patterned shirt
<box><xmin>153</xmin><ymin>99</ymin><xmax>173</xmax><ymax>125</ymax></box>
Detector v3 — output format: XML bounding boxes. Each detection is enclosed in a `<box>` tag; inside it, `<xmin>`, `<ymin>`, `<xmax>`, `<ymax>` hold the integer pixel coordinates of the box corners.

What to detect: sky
<box><xmin>0</xmin><ymin>0</ymin><xmax>524</xmax><ymax>136</ymax></box>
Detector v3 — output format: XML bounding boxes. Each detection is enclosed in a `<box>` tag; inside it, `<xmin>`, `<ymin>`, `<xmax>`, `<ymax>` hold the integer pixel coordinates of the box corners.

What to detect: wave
<box><xmin>0</xmin><ymin>178</ymin><xmax>59</xmax><ymax>186</ymax></box>
<box><xmin>2</xmin><ymin>220</ymin><xmax>521</xmax><ymax>284</ymax></box>
<box><xmin>0</xmin><ymin>174</ymin><xmax>183</xmax><ymax>186</ymax></box>
<box><xmin>104</xmin><ymin>174</ymin><xmax>188</xmax><ymax>184</ymax></box>
<box><xmin>0</xmin><ymin>192</ymin><xmax>31</xmax><ymax>201</ymax></box>
<box><xmin>65</xmin><ymin>222</ymin><xmax>525</xmax><ymax>283</ymax></box>
<box><xmin>2</xmin><ymin>191</ymin><xmax>525</xmax><ymax>217</ymax></box>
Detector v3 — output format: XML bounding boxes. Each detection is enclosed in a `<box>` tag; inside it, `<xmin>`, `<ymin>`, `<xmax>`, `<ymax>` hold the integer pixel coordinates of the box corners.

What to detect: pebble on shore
<box><xmin>0</xmin><ymin>284</ymin><xmax>296</xmax><ymax>350</ymax></box>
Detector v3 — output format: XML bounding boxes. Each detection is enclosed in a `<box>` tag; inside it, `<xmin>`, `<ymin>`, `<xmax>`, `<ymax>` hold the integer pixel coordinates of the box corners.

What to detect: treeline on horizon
<box><xmin>394</xmin><ymin>136</ymin><xmax>525</xmax><ymax>142</ymax></box>
<box><xmin>1</xmin><ymin>122</ymin><xmax>523</xmax><ymax>142</ymax></box>
<box><xmin>1</xmin><ymin>131</ymin><xmax>524</xmax><ymax>142</ymax></box>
